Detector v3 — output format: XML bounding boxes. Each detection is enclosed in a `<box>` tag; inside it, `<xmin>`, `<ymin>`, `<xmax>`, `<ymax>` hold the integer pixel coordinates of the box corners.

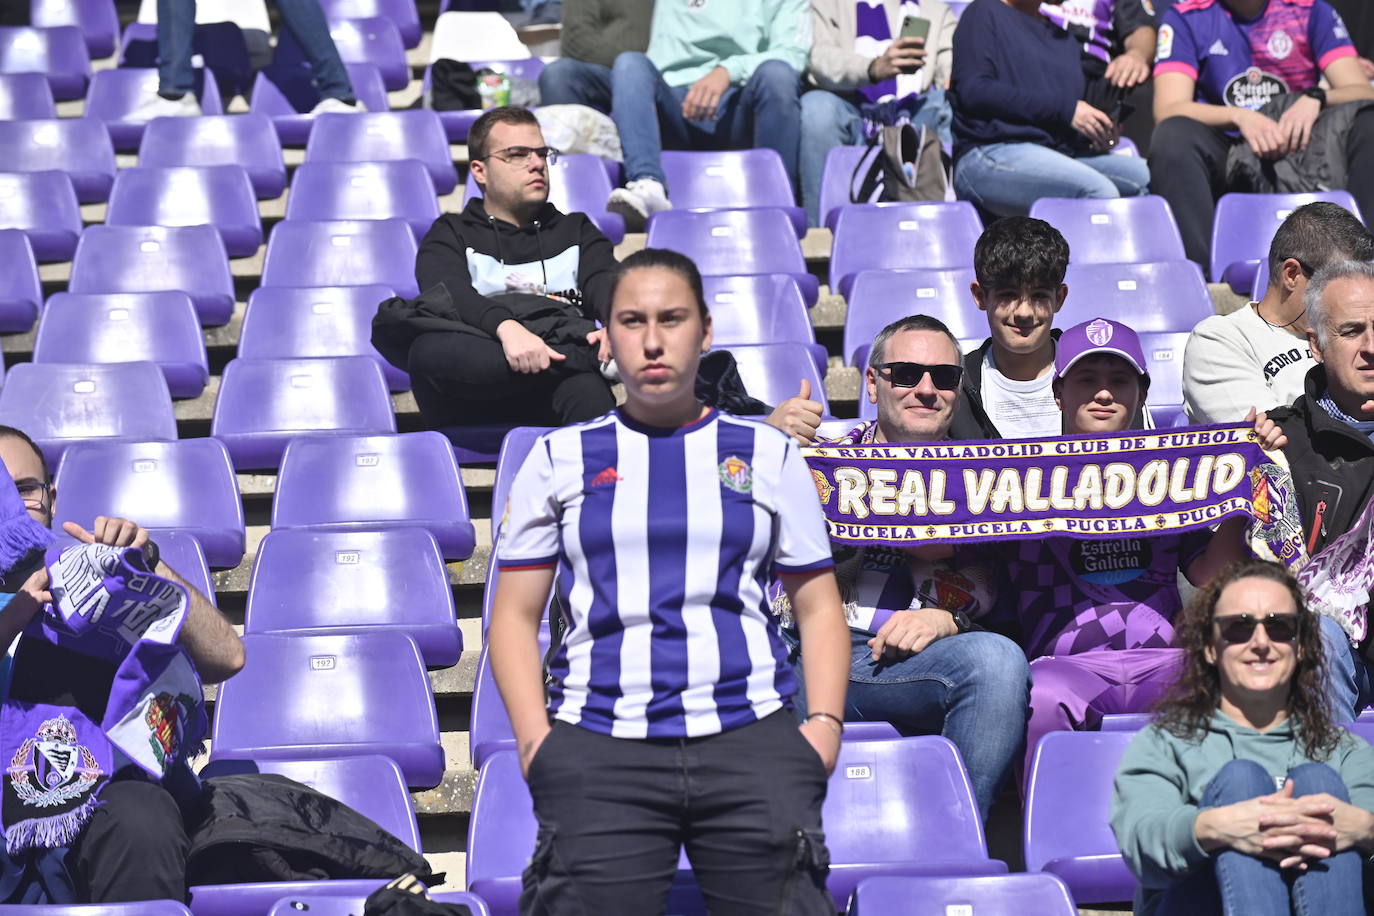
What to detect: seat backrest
<box><xmin>0</xmin><ymin>362</ymin><xmax>176</xmax><ymax>468</ymax></box>
<box><xmin>149</xmin><ymin>530</ymin><xmax>217</xmax><ymax>604</ymax></box>
<box><xmin>51</xmin><ymin>437</ymin><xmax>244</xmax><ymax>549</ymax></box>
<box><xmin>261</xmin><ymin>218</ymin><xmax>418</xmax><ymax>295</ymax></box>
<box><xmin>645</xmin><ymin>208</ymin><xmax>806</xmax><ymax>277</ymax></box>
<box><xmin>1138</xmin><ymin>330</ymin><xmax>1190</xmax><ymax>409</ymax></box>
<box><xmin>830</xmin><ymin>202</ymin><xmax>983</xmax><ymax>297</ymax></box>
<box><xmin>69</xmin><ymin>223</ymin><xmax>233</xmax><ymax>302</ymax></box>
<box><xmin>320</xmin><ymin>0</ymin><xmax>421</xmax><ymax>46</ymax></box>
<box><xmin>239</xmin><ymin>283</ymin><xmax>397</xmax><ymax>365</ymax></box>
<box><xmin>210</xmin><ymin>356</ymin><xmax>397</xmax><ymax>448</ymax></box>
<box><xmin>304</xmin><ymin>110</ymin><xmax>455</xmax><ymax>193</ymax></box>
<box><xmin>1028</xmin><ymin>196</ymin><xmax>1186</xmax><ymax>265</ymax></box>
<box><xmin>286</xmin><ymin>159</ymin><xmax>440</xmax><ymax>234</ymax></box>
<box><xmin>0</xmin><ymin>117</ymin><xmax>115</xmax><ymax>202</ymax></box>
<box><xmin>34</xmin><ymin>290</ymin><xmax>207</xmax><ymax>375</ymax></box>
<box><xmin>105</xmin><ymin>164</ymin><xmax>259</xmax><ymax>254</ymax></box>
<box><xmin>1061</xmin><ymin>260</ymin><xmax>1212</xmax><ymax>333</ymax></box>
<box><xmin>1210</xmin><ymin>191</ymin><xmax>1362</xmax><ymax>283</ymax></box>
<box><xmin>271</xmin><ymin>431</ymin><xmax>471</xmax><ymax>531</ymax></box>
<box><xmin>1023</xmin><ymin>730</ymin><xmax>1134</xmax><ymax>873</ymax></box>
<box><xmin>0</xmin><ymin>228</ymin><xmax>41</xmax><ymax>332</ymax></box>
<box><xmin>725</xmin><ymin>342</ymin><xmax>828</xmax><ymax>413</ymax></box>
<box><xmin>0</xmin><ymin>169</ymin><xmax>82</xmax><ymax>258</ymax></box>
<box><xmin>279</xmin><ymin>15</ymin><xmax>407</xmax><ymax>89</ymax></box>
<box><xmin>137</xmin><ymin>114</ymin><xmax>285</xmax><ymax>193</ymax></box>
<box><xmin>661</xmin><ymin>149</ymin><xmax>796</xmax><ymax>210</ymax></box>
<box><xmin>847</xmin><ymin>874</ymin><xmax>1076</xmax><ymax>916</ymax></box>
<box><xmin>31</xmin><ymin>0</ymin><xmax>119</xmax><ymax>58</ymax></box>
<box><xmin>246</xmin><ymin>527</ymin><xmax>454</xmax><ymax>636</ymax></box>
<box><xmin>843</xmin><ymin>267</ymin><xmax>981</xmax><ymax>365</ymax></box>
<box><xmin>202</xmin><ymin>754</ymin><xmax>422</xmax><ymax>853</ymax></box>
<box><xmin>819</xmin><ymin>144</ymin><xmax>868</xmax><ymax>231</ymax></box>
<box><xmin>466</xmin><ymin>749</ymin><xmax>538</xmax><ymax>889</ymax></box>
<box><xmin>250</xmin><ymin>61</ymin><xmax>390</xmax><ymax>124</ymax></box>
<box><xmin>0</xmin><ymin>25</ymin><xmax>90</xmax><ymax>95</ymax></box>
<box><xmin>701</xmin><ymin>274</ymin><xmax>815</xmax><ymax>348</ymax></box>
<box><xmin>0</xmin><ymin>71</ymin><xmax>55</xmax><ymax>118</ymax></box>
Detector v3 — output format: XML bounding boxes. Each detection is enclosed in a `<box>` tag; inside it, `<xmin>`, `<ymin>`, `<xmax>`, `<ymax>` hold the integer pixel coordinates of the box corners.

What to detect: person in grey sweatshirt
<box><xmin>1110</xmin><ymin>559</ymin><xmax>1374</xmax><ymax>915</ymax></box>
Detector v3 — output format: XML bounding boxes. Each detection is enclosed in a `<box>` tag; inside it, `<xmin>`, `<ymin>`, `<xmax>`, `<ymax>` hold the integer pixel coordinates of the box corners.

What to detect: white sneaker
<box><xmin>127</xmin><ymin>92</ymin><xmax>201</xmax><ymax>123</ymax></box>
<box><xmin>309</xmin><ymin>97</ymin><xmax>366</xmax><ymax>116</ymax></box>
<box><xmin>606</xmin><ymin>178</ymin><xmax>672</xmax><ymax>232</ymax></box>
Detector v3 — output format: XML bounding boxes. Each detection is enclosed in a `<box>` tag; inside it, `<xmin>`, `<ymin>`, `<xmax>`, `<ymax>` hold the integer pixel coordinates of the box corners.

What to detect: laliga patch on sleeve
<box><xmin>1157</xmin><ymin>23</ymin><xmax>1174</xmax><ymax>60</ymax></box>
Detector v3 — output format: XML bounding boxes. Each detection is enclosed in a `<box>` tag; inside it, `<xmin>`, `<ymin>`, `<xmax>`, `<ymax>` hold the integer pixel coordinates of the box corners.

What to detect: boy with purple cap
<box><xmin>1005</xmin><ymin>317</ymin><xmax>1251</xmax><ymax>777</ymax></box>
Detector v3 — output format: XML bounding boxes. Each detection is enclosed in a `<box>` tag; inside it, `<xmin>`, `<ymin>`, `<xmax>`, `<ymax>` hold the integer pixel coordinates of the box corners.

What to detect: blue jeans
<box><xmin>799</xmin><ymin>87</ymin><xmax>953</xmax><ymax>227</ymax></box>
<box><xmin>1154</xmin><ymin>760</ymin><xmax>1365</xmax><ymax>916</ymax></box>
<box><xmin>609</xmin><ymin>51</ymin><xmax>803</xmax><ymax>192</ymax></box>
<box><xmin>952</xmin><ymin>141</ymin><xmax>1150</xmax><ymax>217</ymax></box>
<box><xmin>785</xmin><ymin>627</ymin><xmax>1030</xmax><ymax>820</ymax></box>
<box><xmin>157</xmin><ymin>0</ymin><xmax>355</xmax><ymax>101</ymax></box>
<box><xmin>1319</xmin><ymin>614</ymin><xmax>1374</xmax><ymax>724</ymax></box>
<box><xmin>538</xmin><ymin>57</ymin><xmax>612</xmax><ymax>112</ymax></box>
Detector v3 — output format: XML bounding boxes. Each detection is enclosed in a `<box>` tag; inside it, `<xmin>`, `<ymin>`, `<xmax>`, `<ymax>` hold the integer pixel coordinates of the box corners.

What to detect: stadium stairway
<box><xmin>11</xmin><ymin>7</ymin><xmax>1249</xmax><ymax>903</ymax></box>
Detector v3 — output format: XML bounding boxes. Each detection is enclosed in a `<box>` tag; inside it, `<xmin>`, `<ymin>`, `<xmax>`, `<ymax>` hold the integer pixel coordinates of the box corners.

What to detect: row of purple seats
<box><xmin>846</xmin><ymin>874</ymin><xmax>1076</xmax><ymax>915</ymax></box>
<box><xmin>0</xmin><ymin>25</ymin><xmax>89</xmax><ymax>99</ymax></box>
<box><xmin>0</xmin><ymin>71</ymin><xmax>56</xmax><ymax>118</ymax></box>
<box><xmin>840</xmin><ymin>260</ymin><xmax>1213</xmax><ymax>366</ymax></box>
<box><xmin>645</xmin><ymin>208</ymin><xmax>820</xmax><ymax>305</ymax></box>
<box><xmin>85</xmin><ymin>67</ymin><xmax>225</xmax><ymax>150</ymax></box>
<box><xmin>32</xmin><ymin>0</ymin><xmax>118</xmax><ymax>58</ymax></box>
<box><xmin>1211</xmin><ymin>190</ymin><xmax>1362</xmax><ymax>293</ymax></box>
<box><xmin>468</xmin><ymin>737</ymin><xmax>1005</xmax><ymax>915</ymax></box>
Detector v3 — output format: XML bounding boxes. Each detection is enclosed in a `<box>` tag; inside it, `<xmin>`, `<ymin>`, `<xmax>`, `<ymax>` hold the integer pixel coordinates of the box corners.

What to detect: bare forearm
<box><xmin>488</xmin><ymin>611</ymin><xmax>551</xmax><ymax>754</ymax></box>
<box><xmin>1328</xmin><ymin>83</ymin><xmax>1374</xmax><ymax>105</ymax></box>
<box><xmin>1124</xmin><ymin>27</ymin><xmax>1155</xmax><ymax>63</ymax></box>
<box><xmin>788</xmin><ymin>573</ymin><xmax>850</xmax><ymax>719</ymax></box>
<box><xmin>163</xmin><ymin>563</ymin><xmax>244</xmax><ymax>683</ymax></box>
<box><xmin>1155</xmin><ymin>99</ymin><xmax>1249</xmax><ymax>130</ymax></box>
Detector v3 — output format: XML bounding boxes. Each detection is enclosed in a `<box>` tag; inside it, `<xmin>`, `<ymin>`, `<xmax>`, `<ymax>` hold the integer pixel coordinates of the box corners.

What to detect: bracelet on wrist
<box><xmin>805</xmin><ymin>712</ymin><xmax>845</xmax><ymax>736</ymax></box>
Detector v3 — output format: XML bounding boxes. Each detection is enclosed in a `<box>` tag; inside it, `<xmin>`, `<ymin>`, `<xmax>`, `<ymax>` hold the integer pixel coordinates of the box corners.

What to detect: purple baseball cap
<box><xmin>1055</xmin><ymin>317</ymin><xmax>1150</xmax><ymax>382</ymax></box>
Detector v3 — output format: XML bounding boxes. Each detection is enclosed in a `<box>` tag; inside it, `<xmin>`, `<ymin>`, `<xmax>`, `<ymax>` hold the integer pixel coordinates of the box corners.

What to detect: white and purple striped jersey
<box><xmin>496</xmin><ymin>409</ymin><xmax>835</xmax><ymax>740</ymax></box>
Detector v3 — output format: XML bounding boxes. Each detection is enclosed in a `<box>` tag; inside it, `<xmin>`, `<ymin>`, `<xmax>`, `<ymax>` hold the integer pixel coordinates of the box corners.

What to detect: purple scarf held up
<box><xmin>0</xmin><ymin>543</ymin><xmax>206</xmax><ymax>854</ymax></box>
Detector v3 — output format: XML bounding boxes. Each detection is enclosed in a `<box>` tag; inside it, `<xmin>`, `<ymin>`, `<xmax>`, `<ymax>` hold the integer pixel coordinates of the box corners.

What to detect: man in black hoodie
<box><xmin>384</xmin><ymin>106</ymin><xmax>618</xmax><ymax>428</ymax></box>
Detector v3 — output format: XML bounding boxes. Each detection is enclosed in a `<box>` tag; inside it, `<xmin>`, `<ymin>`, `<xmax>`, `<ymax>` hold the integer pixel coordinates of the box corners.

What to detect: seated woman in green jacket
<box><xmin>1110</xmin><ymin>559</ymin><xmax>1374</xmax><ymax>916</ymax></box>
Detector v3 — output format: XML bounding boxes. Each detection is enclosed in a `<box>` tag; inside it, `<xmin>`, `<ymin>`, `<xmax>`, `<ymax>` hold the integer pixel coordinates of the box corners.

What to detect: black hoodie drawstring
<box><xmin>487</xmin><ymin>215</ymin><xmax>505</xmax><ymax>266</ymax></box>
<box><xmin>487</xmin><ymin>214</ymin><xmax>549</xmax><ymax>294</ymax></box>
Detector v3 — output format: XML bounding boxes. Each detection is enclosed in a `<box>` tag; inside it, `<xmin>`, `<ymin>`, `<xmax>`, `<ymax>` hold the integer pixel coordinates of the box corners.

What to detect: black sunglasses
<box><xmin>878</xmin><ymin>362</ymin><xmax>963</xmax><ymax>390</ymax></box>
<box><xmin>1213</xmin><ymin>613</ymin><xmax>1300</xmax><ymax>644</ymax></box>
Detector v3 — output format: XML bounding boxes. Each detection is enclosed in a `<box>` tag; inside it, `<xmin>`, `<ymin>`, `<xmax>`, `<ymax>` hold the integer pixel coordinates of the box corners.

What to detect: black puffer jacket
<box><xmin>1227</xmin><ymin>94</ymin><xmax>1374</xmax><ymax>195</ymax></box>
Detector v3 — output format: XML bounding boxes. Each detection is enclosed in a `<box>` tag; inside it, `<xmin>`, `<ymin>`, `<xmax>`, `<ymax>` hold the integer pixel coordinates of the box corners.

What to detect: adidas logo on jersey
<box><xmin>1208</xmin><ymin>39</ymin><xmax>1229</xmax><ymax>56</ymax></box>
<box><xmin>591</xmin><ymin>466</ymin><xmax>623</xmax><ymax>487</ymax></box>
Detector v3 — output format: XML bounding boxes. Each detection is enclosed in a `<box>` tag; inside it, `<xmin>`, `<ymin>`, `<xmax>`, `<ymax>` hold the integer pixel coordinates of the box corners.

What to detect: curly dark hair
<box><xmin>1153</xmin><ymin>559</ymin><xmax>1343</xmax><ymax>760</ymax></box>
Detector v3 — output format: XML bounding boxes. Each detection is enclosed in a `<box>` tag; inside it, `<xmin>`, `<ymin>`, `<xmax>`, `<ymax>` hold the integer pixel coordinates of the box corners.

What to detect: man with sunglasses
<box><xmin>1185</xmin><ymin>202</ymin><xmax>1373</xmax><ymax>423</ymax></box>
<box><xmin>777</xmin><ymin>315</ymin><xmax>1031</xmax><ymax>821</ymax></box>
<box><xmin>376</xmin><ymin>106</ymin><xmax>618</xmax><ymax>430</ymax></box>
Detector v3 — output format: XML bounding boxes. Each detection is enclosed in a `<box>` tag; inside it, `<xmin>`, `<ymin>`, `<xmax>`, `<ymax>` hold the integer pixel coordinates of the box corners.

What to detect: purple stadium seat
<box><xmin>0</xmin><ymin>117</ymin><xmax>115</xmax><ymax>202</ymax></box>
<box><xmin>246</xmin><ymin>528</ymin><xmax>460</xmax><ymax>666</ymax></box>
<box><xmin>138</xmin><ymin>113</ymin><xmax>287</xmax><ymax>200</ymax></box>
<box><xmin>320</xmin><ymin>0</ymin><xmax>421</xmax><ymax>47</ymax></box>
<box><xmin>69</xmin><ymin>224</ymin><xmax>235</xmax><ymax>325</ymax></box>
<box><xmin>83</xmin><ymin>66</ymin><xmax>224</xmax><ymax>150</ymax></box>
<box><xmin>645</xmin><ymin>208</ymin><xmax>819</xmax><ymax>305</ymax></box>
<box><xmin>704</xmin><ymin>275</ymin><xmax>826</xmax><ymax>374</ymax></box>
<box><xmin>818</xmin><ymin>144</ymin><xmax>868</xmax><ymax>231</ymax></box>
<box><xmin>480</xmin><ymin>425</ymin><xmax>554</xmax><ymax>630</ymax></box>
<box><xmin>830</xmin><ymin>202</ymin><xmax>983</xmax><ymax>299</ymax></box>
<box><xmin>425</xmin><ymin>58</ymin><xmax>545</xmax><ymax>142</ymax></box>
<box><xmin>1345</xmin><ymin>720</ymin><xmax>1374</xmax><ymax>745</ymax></box>
<box><xmin>261</xmin><ymin>218</ymin><xmax>419</xmax><ymax>295</ymax></box>
<box><xmin>210</xmin><ymin>632</ymin><xmax>444</xmax><ymax>787</ymax></box>
<box><xmin>239</xmin><ymin>284</ymin><xmax>406</xmax><ymax>390</ymax></box>
<box><xmin>725</xmin><ymin>342</ymin><xmax>829</xmax><ymax>414</ymax></box>
<box><xmin>51</xmin><ymin>438</ymin><xmax>246</xmax><ymax>568</ymax></box>
<box><xmin>31</xmin><ymin>0</ymin><xmax>117</xmax><ymax>58</ymax></box>
<box><xmin>250</xmin><ymin>62</ymin><xmax>390</xmax><ymax>146</ymax></box>
<box><xmin>0</xmin><ymin>169</ymin><xmax>81</xmax><ymax>261</ymax></box>
<box><xmin>1024</xmin><ymin>730</ymin><xmax>1137</xmax><ymax>904</ymax></box>
<box><xmin>822</xmin><ymin>737</ymin><xmax>1006</xmax><ymax>906</ymax></box>
<box><xmin>0</xmin><ymin>229</ymin><xmax>40</xmax><ymax>331</ymax></box>
<box><xmin>846</xmin><ymin>874</ymin><xmax>1077</xmax><ymax>916</ymax></box>
<box><xmin>1210</xmin><ymin>191</ymin><xmax>1362</xmax><ymax>292</ymax></box>
<box><xmin>0</xmin><ymin>71</ymin><xmax>56</xmax><ymax>118</ymax></box>
<box><xmin>0</xmin><ymin>904</ymin><xmax>191</xmax><ymax>915</ymax></box>
<box><xmin>277</xmin><ymin>15</ymin><xmax>408</xmax><ymax>90</ymax></box>
<box><xmin>470</xmin><ymin>646</ymin><xmax>514</xmax><ymax>769</ymax></box>
<box><xmin>287</xmin><ymin>159</ymin><xmax>440</xmax><ymax>238</ymax></box>
<box><xmin>1028</xmin><ymin>196</ymin><xmax>1186</xmax><ymax>265</ymax></box>
<box><xmin>211</xmin><ymin>356</ymin><xmax>397</xmax><ymax>471</ymax></box>
<box><xmin>119</xmin><ymin>20</ymin><xmax>253</xmax><ymax>100</ymax></box>
<box><xmin>464</xmin><ymin>151</ymin><xmax>626</xmax><ymax>244</ymax></box>
<box><xmin>0</xmin><ymin>362</ymin><xmax>176</xmax><ymax>469</ymax></box>
<box><xmin>34</xmin><ymin>291</ymin><xmax>210</xmax><ymax>398</ymax></box>
<box><xmin>272</xmin><ymin>431</ymin><xmax>476</xmax><ymax>560</ymax></box>
<box><xmin>106</xmin><ymin>164</ymin><xmax>261</xmax><ymax>257</ymax></box>
<box><xmin>843</xmin><ymin>721</ymin><xmax>902</xmax><ymax>740</ymax></box>
<box><xmin>1061</xmin><ymin>260</ymin><xmax>1212</xmax><ymax>333</ymax></box>
<box><xmin>842</xmin><ymin>267</ymin><xmax>980</xmax><ymax>366</ymax></box>
<box><xmin>189</xmin><ymin>755</ymin><xmax>423</xmax><ymax>916</ymax></box>
<box><xmin>1099</xmin><ymin>713</ymin><xmax>1151</xmax><ymax>731</ymax></box>
<box><xmin>304</xmin><ymin>110</ymin><xmax>458</xmax><ymax>195</ymax></box>
<box><xmin>267</xmin><ymin>892</ymin><xmax>492</xmax><ymax>916</ymax></box>
<box><xmin>0</xmin><ymin>25</ymin><xmax>89</xmax><ymax>99</ymax></box>
<box><xmin>660</xmin><ymin>149</ymin><xmax>806</xmax><ymax>238</ymax></box>
<box><xmin>1139</xmin><ymin>331</ymin><xmax>1189</xmax><ymax>414</ymax></box>
<box><xmin>150</xmin><ymin>530</ymin><xmax>216</xmax><ymax>604</ymax></box>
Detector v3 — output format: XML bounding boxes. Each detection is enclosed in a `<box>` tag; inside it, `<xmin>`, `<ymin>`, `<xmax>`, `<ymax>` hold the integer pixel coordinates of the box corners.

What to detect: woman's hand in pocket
<box><xmin>520</xmin><ymin>723</ymin><xmax>555</xmax><ymax>780</ymax></box>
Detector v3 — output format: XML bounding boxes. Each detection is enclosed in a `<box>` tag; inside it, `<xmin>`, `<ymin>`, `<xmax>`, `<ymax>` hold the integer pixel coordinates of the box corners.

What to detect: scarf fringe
<box><xmin>4</xmin><ymin>793</ymin><xmax>101</xmax><ymax>855</ymax></box>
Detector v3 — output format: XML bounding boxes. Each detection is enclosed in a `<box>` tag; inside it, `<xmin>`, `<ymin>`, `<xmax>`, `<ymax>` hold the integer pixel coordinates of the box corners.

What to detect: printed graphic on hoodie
<box><xmin>465</xmin><ymin>245</ymin><xmax>583</xmax><ymax>305</ymax></box>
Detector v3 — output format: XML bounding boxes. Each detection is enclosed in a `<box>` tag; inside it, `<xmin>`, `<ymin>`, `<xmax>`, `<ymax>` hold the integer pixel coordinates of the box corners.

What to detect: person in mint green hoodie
<box><xmin>1110</xmin><ymin>560</ymin><xmax>1374</xmax><ymax>915</ymax></box>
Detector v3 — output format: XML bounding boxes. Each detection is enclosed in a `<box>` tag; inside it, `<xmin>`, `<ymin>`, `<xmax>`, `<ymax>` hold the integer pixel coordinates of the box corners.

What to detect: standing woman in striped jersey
<box><xmin>488</xmin><ymin>247</ymin><xmax>851</xmax><ymax>916</ymax></box>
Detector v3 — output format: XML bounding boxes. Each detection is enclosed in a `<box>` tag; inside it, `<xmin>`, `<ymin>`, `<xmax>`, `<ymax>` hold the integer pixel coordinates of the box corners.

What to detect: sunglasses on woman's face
<box><xmin>1212</xmin><ymin>613</ymin><xmax>1300</xmax><ymax>644</ymax></box>
<box><xmin>878</xmin><ymin>362</ymin><xmax>964</xmax><ymax>390</ymax></box>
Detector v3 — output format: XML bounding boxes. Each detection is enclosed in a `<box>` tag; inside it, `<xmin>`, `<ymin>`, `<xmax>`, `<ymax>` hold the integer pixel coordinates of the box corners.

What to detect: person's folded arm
<box><xmin>1323</xmin><ymin>55</ymin><xmax>1374</xmax><ymax>104</ymax></box>
<box><xmin>1110</xmin><ymin>734</ymin><xmax>1211</xmax><ymax>888</ymax></box>
<box><xmin>415</xmin><ymin>219</ymin><xmax>518</xmax><ymax>336</ymax></box>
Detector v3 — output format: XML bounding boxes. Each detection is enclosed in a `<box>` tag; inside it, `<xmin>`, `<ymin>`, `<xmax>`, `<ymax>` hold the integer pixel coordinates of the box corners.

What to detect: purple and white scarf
<box><xmin>0</xmin><ymin>543</ymin><xmax>206</xmax><ymax>853</ymax></box>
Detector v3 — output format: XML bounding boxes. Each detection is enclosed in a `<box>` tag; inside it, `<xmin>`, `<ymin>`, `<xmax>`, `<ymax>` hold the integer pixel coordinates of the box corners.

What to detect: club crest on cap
<box><xmin>1086</xmin><ymin>319</ymin><xmax>1114</xmax><ymax>346</ymax></box>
